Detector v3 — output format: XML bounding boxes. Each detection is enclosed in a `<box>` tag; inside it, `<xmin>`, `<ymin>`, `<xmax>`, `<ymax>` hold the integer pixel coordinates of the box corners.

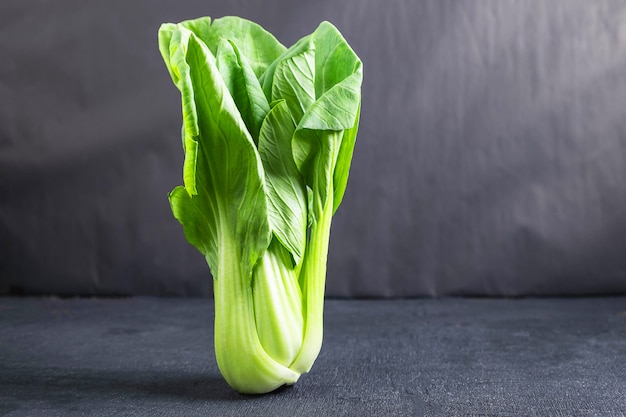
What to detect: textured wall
<box><xmin>2</xmin><ymin>0</ymin><xmax>626</xmax><ymax>296</ymax></box>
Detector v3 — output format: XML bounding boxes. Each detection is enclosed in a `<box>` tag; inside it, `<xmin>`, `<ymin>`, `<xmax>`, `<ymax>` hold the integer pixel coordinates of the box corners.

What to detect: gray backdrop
<box><xmin>2</xmin><ymin>0</ymin><xmax>626</xmax><ymax>297</ymax></box>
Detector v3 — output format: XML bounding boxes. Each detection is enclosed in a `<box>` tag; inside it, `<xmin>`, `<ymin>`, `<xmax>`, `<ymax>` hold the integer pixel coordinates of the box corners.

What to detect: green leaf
<box><xmin>181</xmin><ymin>16</ymin><xmax>287</xmax><ymax>79</ymax></box>
<box><xmin>332</xmin><ymin>103</ymin><xmax>360</xmax><ymax>213</ymax></box>
<box><xmin>260</xmin><ymin>35</ymin><xmax>311</xmax><ymax>100</ymax></box>
<box><xmin>298</xmin><ymin>71</ymin><xmax>362</xmax><ymax>131</ymax></box>
<box><xmin>215</xmin><ymin>39</ymin><xmax>271</xmax><ymax>142</ymax></box>
<box><xmin>164</xmin><ymin>24</ymin><xmax>270</xmax><ymax>275</ymax></box>
<box><xmin>168</xmin><ymin>186</ymin><xmax>218</xmax><ymax>270</ymax></box>
<box><xmin>157</xmin><ymin>23</ymin><xmax>179</xmax><ymax>85</ymax></box>
<box><xmin>270</xmin><ymin>38</ymin><xmax>316</xmax><ymax>124</ymax></box>
<box><xmin>178</xmin><ymin>15</ymin><xmax>212</xmax><ymax>42</ymax></box>
<box><xmin>292</xmin><ymin>129</ymin><xmax>342</xmax><ymax>220</ymax></box>
<box><xmin>287</xmin><ymin>21</ymin><xmax>363</xmax><ymax>220</ymax></box>
<box><xmin>258</xmin><ymin>100</ymin><xmax>307</xmax><ymax>265</ymax></box>
<box><xmin>161</xmin><ymin>27</ymin><xmax>200</xmax><ymax>195</ymax></box>
<box><xmin>312</xmin><ymin>21</ymin><xmax>361</xmax><ymax>98</ymax></box>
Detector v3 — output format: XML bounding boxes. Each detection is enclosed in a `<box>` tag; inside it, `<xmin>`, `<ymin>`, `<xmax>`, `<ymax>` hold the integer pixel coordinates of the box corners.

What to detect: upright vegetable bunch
<box><xmin>158</xmin><ymin>16</ymin><xmax>362</xmax><ymax>394</ymax></box>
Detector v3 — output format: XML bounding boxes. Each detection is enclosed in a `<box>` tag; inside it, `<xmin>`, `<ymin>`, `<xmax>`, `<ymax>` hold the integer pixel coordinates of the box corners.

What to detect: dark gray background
<box><xmin>2</xmin><ymin>0</ymin><xmax>626</xmax><ymax>297</ymax></box>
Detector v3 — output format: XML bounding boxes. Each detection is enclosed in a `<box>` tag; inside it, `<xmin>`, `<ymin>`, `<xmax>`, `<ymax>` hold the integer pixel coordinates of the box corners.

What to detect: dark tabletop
<box><xmin>1</xmin><ymin>297</ymin><xmax>625</xmax><ymax>416</ymax></box>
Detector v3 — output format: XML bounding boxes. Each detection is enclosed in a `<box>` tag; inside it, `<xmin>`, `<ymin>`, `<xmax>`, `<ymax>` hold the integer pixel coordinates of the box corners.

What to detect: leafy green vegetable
<box><xmin>159</xmin><ymin>16</ymin><xmax>362</xmax><ymax>394</ymax></box>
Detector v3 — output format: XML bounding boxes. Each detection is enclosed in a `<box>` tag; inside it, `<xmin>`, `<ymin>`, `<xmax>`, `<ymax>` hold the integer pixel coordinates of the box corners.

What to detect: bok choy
<box><xmin>158</xmin><ymin>16</ymin><xmax>362</xmax><ymax>394</ymax></box>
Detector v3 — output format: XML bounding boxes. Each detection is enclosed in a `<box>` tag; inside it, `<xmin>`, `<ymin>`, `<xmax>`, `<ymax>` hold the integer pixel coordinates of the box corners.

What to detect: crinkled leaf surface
<box><xmin>258</xmin><ymin>100</ymin><xmax>307</xmax><ymax>265</ymax></box>
<box><xmin>181</xmin><ymin>16</ymin><xmax>286</xmax><ymax>79</ymax></box>
<box><xmin>270</xmin><ymin>39</ymin><xmax>316</xmax><ymax>124</ymax></box>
